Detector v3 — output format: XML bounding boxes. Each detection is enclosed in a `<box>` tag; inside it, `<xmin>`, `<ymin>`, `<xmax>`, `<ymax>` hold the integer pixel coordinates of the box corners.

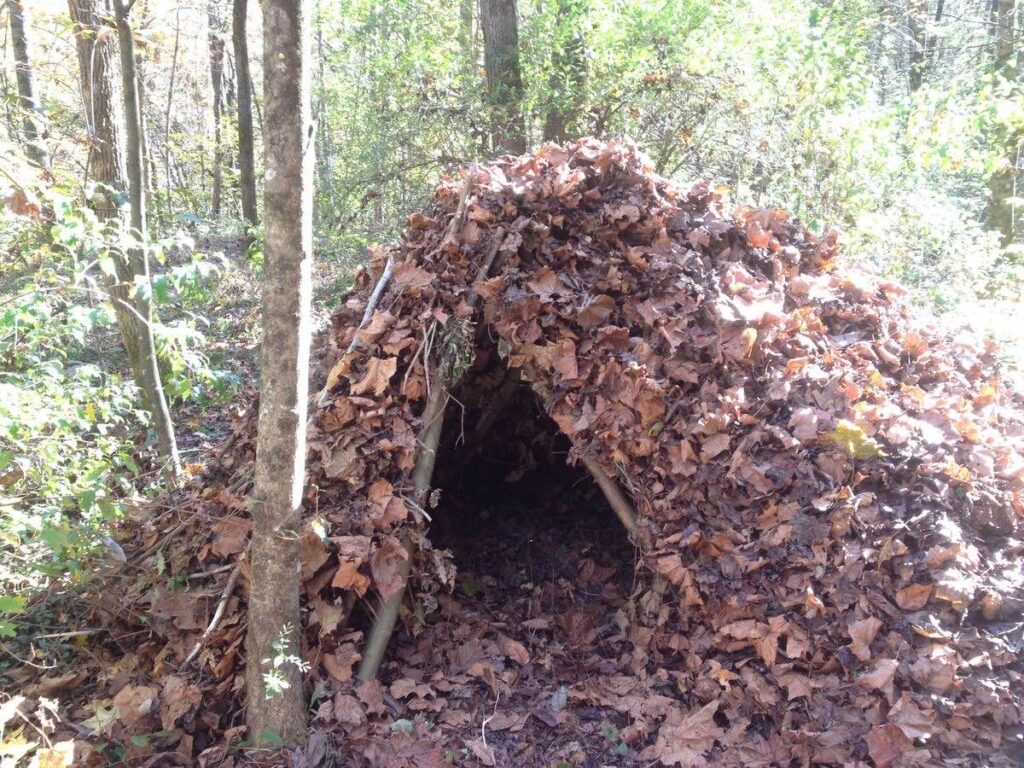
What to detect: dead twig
<box><xmin>481</xmin><ymin>691</ymin><xmax>500</xmax><ymax>751</ymax></box>
<box><xmin>180</xmin><ymin>551</ymin><xmax>245</xmax><ymax>669</ymax></box>
<box><xmin>315</xmin><ymin>254</ymin><xmax>396</xmax><ymax>407</ymax></box>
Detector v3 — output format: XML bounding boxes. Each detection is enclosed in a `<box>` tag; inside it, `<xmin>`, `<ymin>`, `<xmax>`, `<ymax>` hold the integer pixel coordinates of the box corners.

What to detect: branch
<box><xmin>580</xmin><ymin>455</ymin><xmax>648</xmax><ymax>549</ymax></box>
<box><xmin>180</xmin><ymin>551</ymin><xmax>245</xmax><ymax>668</ymax></box>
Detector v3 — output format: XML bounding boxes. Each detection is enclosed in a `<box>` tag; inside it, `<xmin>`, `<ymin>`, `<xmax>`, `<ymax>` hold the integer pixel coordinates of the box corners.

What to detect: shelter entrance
<box><xmin>426</xmin><ymin>361</ymin><xmax>637</xmax><ymax>623</ymax></box>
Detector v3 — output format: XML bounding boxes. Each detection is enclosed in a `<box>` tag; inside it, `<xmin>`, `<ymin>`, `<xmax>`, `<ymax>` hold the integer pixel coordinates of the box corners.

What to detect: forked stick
<box><xmin>357</xmin><ymin>213</ymin><xmax>503</xmax><ymax>682</ymax></box>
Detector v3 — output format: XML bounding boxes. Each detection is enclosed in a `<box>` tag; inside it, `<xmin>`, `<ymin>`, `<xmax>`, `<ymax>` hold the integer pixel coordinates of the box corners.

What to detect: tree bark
<box><xmin>244</xmin><ymin>0</ymin><xmax>312</xmax><ymax>747</ymax></box>
<box><xmin>208</xmin><ymin>0</ymin><xmax>227</xmax><ymax>218</ymax></box>
<box><xmin>66</xmin><ymin>2</ymin><xmax>154</xmax><ymax>403</ymax></box>
<box><xmin>8</xmin><ymin>0</ymin><xmax>49</xmax><ymax>170</ymax></box>
<box><xmin>988</xmin><ymin>0</ymin><xmax>1019</xmax><ymax>247</ymax></box>
<box><xmin>112</xmin><ymin>0</ymin><xmax>183</xmax><ymax>483</ymax></box>
<box><xmin>234</xmin><ymin>0</ymin><xmax>258</xmax><ymax>234</ymax></box>
<box><xmin>543</xmin><ymin>0</ymin><xmax>586</xmax><ymax>143</ymax></box>
<box><xmin>906</xmin><ymin>0</ymin><xmax>926</xmax><ymax>92</ymax></box>
<box><xmin>480</xmin><ymin>0</ymin><xmax>526</xmax><ymax>155</ymax></box>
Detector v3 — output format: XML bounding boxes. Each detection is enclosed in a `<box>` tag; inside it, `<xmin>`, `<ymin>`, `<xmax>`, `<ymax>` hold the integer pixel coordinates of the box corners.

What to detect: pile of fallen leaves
<box><xmin>14</xmin><ymin>138</ymin><xmax>1024</xmax><ymax>766</ymax></box>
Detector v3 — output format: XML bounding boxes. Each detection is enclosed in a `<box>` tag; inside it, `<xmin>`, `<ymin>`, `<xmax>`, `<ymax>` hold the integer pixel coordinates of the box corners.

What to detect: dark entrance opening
<box><xmin>426</xmin><ymin>359</ymin><xmax>637</xmax><ymax>638</ymax></box>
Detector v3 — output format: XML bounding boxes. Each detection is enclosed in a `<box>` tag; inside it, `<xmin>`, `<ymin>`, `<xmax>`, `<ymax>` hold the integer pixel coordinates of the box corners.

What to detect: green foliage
<box><xmin>261</xmin><ymin>623</ymin><xmax>311</xmax><ymax>699</ymax></box>
<box><xmin>0</xmin><ymin>195</ymin><xmax>237</xmax><ymax>603</ymax></box>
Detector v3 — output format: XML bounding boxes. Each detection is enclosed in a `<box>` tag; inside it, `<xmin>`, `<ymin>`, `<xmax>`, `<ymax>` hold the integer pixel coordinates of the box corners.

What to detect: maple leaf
<box><xmin>391</xmin><ymin>261</ymin><xmax>434</xmax><ymax>291</ymax></box>
<box><xmin>112</xmin><ymin>684</ymin><xmax>158</xmax><ymax>726</ymax></box>
<box><xmin>894</xmin><ymin>583</ymin><xmax>932</xmax><ymax>611</ymax></box>
<box><xmin>159</xmin><ymin>675</ymin><xmax>202</xmax><ymax>730</ymax></box>
<box><xmin>643</xmin><ymin>701</ymin><xmax>723</xmax><ymax>766</ymax></box>
<box><xmin>859</xmin><ymin>658</ymin><xmax>898</xmax><ymax>701</ymax></box>
<box><xmin>700</xmin><ymin>432</ymin><xmax>730</xmax><ymax>462</ymax></box>
<box><xmin>210</xmin><ymin>516</ymin><xmax>250</xmax><ymax>557</ymax></box>
<box><xmin>863</xmin><ymin>724</ymin><xmax>911</xmax><ymax>768</ymax></box>
<box><xmin>577</xmin><ymin>294</ymin><xmax>616</xmax><ymax>328</ymax></box>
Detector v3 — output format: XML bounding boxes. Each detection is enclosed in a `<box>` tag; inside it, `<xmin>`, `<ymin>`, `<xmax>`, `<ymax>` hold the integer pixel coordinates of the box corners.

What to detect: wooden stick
<box><xmin>356</xmin><ymin>216</ymin><xmax>500</xmax><ymax>683</ymax></box>
<box><xmin>347</xmin><ymin>255</ymin><xmax>395</xmax><ymax>356</ymax></box>
<box><xmin>580</xmin><ymin>456</ymin><xmax>649</xmax><ymax>549</ymax></box>
<box><xmin>442</xmin><ymin>167</ymin><xmax>475</xmax><ymax>244</ymax></box>
<box><xmin>356</xmin><ymin>381</ymin><xmax>447</xmax><ymax>682</ymax></box>
<box><xmin>315</xmin><ymin>255</ymin><xmax>395</xmax><ymax>407</ymax></box>
<box><xmin>181</xmin><ymin>552</ymin><xmax>244</xmax><ymax>668</ymax></box>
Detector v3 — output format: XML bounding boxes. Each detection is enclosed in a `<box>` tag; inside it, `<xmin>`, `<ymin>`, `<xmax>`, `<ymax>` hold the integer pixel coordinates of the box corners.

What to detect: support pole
<box><xmin>356</xmin><ymin>369</ymin><xmax>447</xmax><ymax>682</ymax></box>
<box><xmin>357</xmin><ymin>193</ymin><xmax>506</xmax><ymax>682</ymax></box>
<box><xmin>580</xmin><ymin>455</ymin><xmax>649</xmax><ymax>549</ymax></box>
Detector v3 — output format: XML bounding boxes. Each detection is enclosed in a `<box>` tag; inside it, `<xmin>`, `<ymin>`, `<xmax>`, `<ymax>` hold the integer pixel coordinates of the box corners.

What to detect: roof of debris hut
<box><xmin>200</xmin><ymin>138</ymin><xmax>1021</xmax><ymax>763</ymax></box>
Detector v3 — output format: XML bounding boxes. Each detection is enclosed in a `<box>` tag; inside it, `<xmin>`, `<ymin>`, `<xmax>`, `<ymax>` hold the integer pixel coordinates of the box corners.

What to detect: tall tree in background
<box><xmin>906</xmin><ymin>0</ymin><xmax>927</xmax><ymax>93</ymax></box>
<box><xmin>988</xmin><ymin>0</ymin><xmax>1019</xmax><ymax>248</ymax></box>
<box><xmin>111</xmin><ymin>0</ymin><xmax>183</xmax><ymax>482</ymax></box>
<box><xmin>208</xmin><ymin>0</ymin><xmax>227</xmax><ymax>217</ymax></box>
<box><xmin>481</xmin><ymin>0</ymin><xmax>526</xmax><ymax>154</ymax></box>
<box><xmin>8</xmin><ymin>0</ymin><xmax>49</xmax><ymax>170</ymax></box>
<box><xmin>245</xmin><ymin>0</ymin><xmax>313</xmax><ymax>746</ymax></box>
<box><xmin>233</xmin><ymin>0</ymin><xmax>258</xmax><ymax>234</ymax></box>
<box><xmin>542</xmin><ymin>0</ymin><xmax>587</xmax><ymax>142</ymax></box>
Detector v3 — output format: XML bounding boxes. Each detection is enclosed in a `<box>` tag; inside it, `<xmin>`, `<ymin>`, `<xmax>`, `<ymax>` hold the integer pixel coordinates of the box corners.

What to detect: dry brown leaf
<box><xmin>350</xmin><ymin>356</ymin><xmax>398</xmax><ymax>397</ymax></box>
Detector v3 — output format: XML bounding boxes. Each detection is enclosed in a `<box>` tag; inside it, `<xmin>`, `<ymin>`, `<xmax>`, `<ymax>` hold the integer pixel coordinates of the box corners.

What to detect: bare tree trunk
<box><xmin>112</xmin><ymin>0</ymin><xmax>183</xmax><ymax>483</ymax></box>
<box><xmin>67</xmin><ymin>0</ymin><xmax>143</xmax><ymax>378</ymax></box>
<box><xmin>988</xmin><ymin>0</ymin><xmax>1019</xmax><ymax>247</ymax></box>
<box><xmin>907</xmin><ymin>0</ymin><xmax>926</xmax><ymax>92</ymax></box>
<box><xmin>480</xmin><ymin>0</ymin><xmax>526</xmax><ymax>155</ymax></box>
<box><xmin>543</xmin><ymin>0</ymin><xmax>586</xmax><ymax>143</ymax></box>
<box><xmin>8</xmin><ymin>0</ymin><xmax>48</xmax><ymax>170</ymax></box>
<box><xmin>244</xmin><ymin>0</ymin><xmax>312</xmax><ymax>747</ymax></box>
<box><xmin>208</xmin><ymin>0</ymin><xmax>226</xmax><ymax>218</ymax></box>
<box><xmin>233</xmin><ymin>0</ymin><xmax>259</xmax><ymax>234</ymax></box>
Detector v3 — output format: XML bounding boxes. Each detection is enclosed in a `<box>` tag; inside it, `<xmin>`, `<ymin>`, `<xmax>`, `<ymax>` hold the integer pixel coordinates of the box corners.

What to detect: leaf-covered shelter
<box><xmin>113</xmin><ymin>139</ymin><xmax>1024</xmax><ymax>764</ymax></box>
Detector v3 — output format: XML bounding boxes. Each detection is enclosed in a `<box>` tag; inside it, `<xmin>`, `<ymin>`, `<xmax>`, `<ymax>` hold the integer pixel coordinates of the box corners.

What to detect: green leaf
<box><xmin>821</xmin><ymin>419</ymin><xmax>885</xmax><ymax>460</ymax></box>
<box><xmin>390</xmin><ymin>719</ymin><xmax>415</xmax><ymax>734</ymax></box>
<box><xmin>0</xmin><ymin>595</ymin><xmax>26</xmax><ymax>615</ymax></box>
<box><xmin>258</xmin><ymin>728</ymin><xmax>284</xmax><ymax>748</ymax></box>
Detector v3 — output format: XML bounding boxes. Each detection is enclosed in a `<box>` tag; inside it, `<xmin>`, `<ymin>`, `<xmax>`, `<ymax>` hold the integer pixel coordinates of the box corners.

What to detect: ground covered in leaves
<box><xmin>6</xmin><ymin>138</ymin><xmax>1024</xmax><ymax>766</ymax></box>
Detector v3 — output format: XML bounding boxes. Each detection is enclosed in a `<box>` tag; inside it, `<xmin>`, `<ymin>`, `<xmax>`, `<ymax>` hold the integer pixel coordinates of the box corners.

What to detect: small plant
<box><xmin>261</xmin><ymin>623</ymin><xmax>310</xmax><ymax>699</ymax></box>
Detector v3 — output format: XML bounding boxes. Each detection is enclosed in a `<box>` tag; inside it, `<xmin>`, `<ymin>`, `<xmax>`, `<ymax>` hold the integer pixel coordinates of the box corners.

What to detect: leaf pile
<box><xmin>25</xmin><ymin>138</ymin><xmax>1024</xmax><ymax>765</ymax></box>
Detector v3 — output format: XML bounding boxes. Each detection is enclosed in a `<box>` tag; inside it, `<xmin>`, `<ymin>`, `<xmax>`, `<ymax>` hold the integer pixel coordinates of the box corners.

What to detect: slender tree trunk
<box><xmin>245</xmin><ymin>0</ymin><xmax>312</xmax><ymax>747</ymax></box>
<box><xmin>233</xmin><ymin>0</ymin><xmax>258</xmax><ymax>233</ymax></box>
<box><xmin>8</xmin><ymin>0</ymin><xmax>49</xmax><ymax>170</ymax></box>
<box><xmin>67</xmin><ymin>0</ymin><xmax>142</xmax><ymax>377</ymax></box>
<box><xmin>543</xmin><ymin>0</ymin><xmax>586</xmax><ymax>142</ymax></box>
<box><xmin>480</xmin><ymin>0</ymin><xmax>526</xmax><ymax>155</ymax></box>
<box><xmin>459</xmin><ymin>0</ymin><xmax>474</xmax><ymax>58</ymax></box>
<box><xmin>208</xmin><ymin>0</ymin><xmax>226</xmax><ymax>218</ymax></box>
<box><xmin>111</xmin><ymin>0</ymin><xmax>183</xmax><ymax>483</ymax></box>
<box><xmin>988</xmin><ymin>0</ymin><xmax>1019</xmax><ymax>247</ymax></box>
<box><xmin>907</xmin><ymin>0</ymin><xmax>926</xmax><ymax>92</ymax></box>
